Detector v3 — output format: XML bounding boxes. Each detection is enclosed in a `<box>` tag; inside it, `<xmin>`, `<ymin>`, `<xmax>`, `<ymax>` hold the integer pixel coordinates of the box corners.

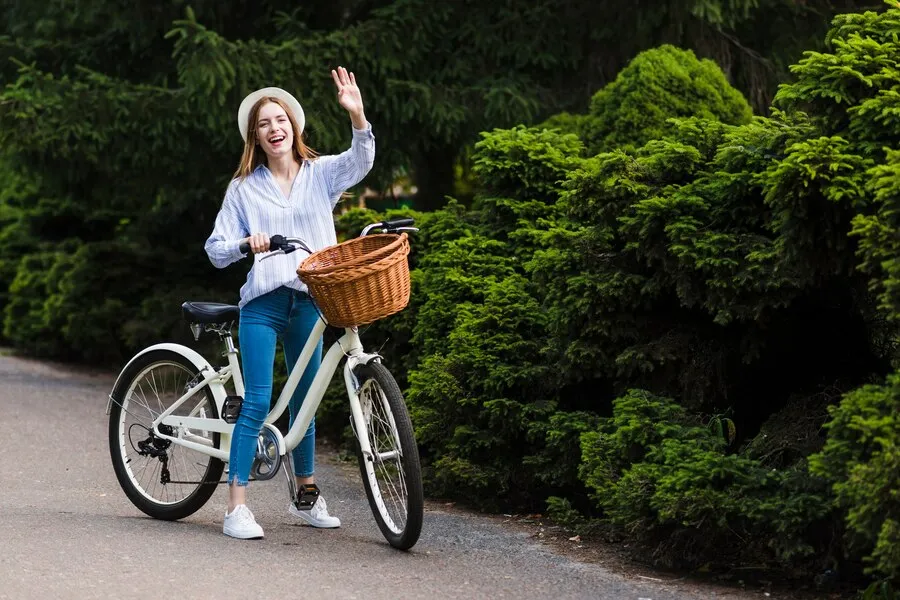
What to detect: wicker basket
<box><xmin>296</xmin><ymin>233</ymin><xmax>411</xmax><ymax>327</ymax></box>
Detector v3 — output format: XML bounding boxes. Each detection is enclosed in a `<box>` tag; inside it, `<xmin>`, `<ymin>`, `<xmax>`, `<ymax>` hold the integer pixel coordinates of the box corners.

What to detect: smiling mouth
<box><xmin>269</xmin><ymin>135</ymin><xmax>286</xmax><ymax>144</ymax></box>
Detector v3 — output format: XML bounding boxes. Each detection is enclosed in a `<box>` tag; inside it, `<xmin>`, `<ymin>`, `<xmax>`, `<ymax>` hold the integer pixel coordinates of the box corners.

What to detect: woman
<box><xmin>204</xmin><ymin>67</ymin><xmax>375</xmax><ymax>539</ymax></box>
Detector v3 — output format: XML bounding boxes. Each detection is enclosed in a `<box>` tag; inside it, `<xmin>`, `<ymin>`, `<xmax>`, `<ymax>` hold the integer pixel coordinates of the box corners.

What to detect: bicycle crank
<box><xmin>250</xmin><ymin>425</ymin><xmax>282</xmax><ymax>481</ymax></box>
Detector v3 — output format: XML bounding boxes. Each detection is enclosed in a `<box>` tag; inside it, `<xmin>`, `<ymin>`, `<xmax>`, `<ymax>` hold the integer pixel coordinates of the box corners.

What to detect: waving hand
<box><xmin>332</xmin><ymin>66</ymin><xmax>366</xmax><ymax>128</ymax></box>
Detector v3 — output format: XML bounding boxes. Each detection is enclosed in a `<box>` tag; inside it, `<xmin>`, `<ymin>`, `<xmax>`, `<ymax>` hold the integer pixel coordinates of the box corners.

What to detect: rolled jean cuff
<box><xmin>228</xmin><ymin>475</ymin><xmax>249</xmax><ymax>487</ymax></box>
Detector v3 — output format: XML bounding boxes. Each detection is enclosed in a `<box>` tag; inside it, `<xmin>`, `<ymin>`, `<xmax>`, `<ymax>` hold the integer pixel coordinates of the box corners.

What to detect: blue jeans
<box><xmin>228</xmin><ymin>286</ymin><xmax>322</xmax><ymax>486</ymax></box>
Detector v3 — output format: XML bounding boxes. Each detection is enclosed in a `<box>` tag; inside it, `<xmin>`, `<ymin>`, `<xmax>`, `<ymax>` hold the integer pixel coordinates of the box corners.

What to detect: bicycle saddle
<box><xmin>181</xmin><ymin>302</ymin><xmax>239</xmax><ymax>324</ymax></box>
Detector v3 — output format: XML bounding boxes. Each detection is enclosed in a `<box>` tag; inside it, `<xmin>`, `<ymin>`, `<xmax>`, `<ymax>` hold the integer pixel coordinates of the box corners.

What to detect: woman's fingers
<box><xmin>332</xmin><ymin>66</ymin><xmax>355</xmax><ymax>87</ymax></box>
<box><xmin>250</xmin><ymin>233</ymin><xmax>270</xmax><ymax>253</ymax></box>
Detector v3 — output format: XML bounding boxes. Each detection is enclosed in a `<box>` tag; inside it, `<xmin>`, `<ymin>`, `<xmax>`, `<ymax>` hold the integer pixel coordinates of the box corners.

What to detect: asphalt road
<box><xmin>0</xmin><ymin>352</ymin><xmax>766</xmax><ymax>600</ymax></box>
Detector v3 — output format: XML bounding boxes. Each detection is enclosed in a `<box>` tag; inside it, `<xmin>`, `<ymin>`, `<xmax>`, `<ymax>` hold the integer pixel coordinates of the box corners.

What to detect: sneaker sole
<box><xmin>288</xmin><ymin>504</ymin><xmax>341</xmax><ymax>529</ymax></box>
<box><xmin>223</xmin><ymin>527</ymin><xmax>265</xmax><ymax>540</ymax></box>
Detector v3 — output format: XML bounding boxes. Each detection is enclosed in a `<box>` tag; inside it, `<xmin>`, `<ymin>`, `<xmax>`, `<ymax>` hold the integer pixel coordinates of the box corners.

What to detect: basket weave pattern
<box><xmin>297</xmin><ymin>233</ymin><xmax>411</xmax><ymax>328</ymax></box>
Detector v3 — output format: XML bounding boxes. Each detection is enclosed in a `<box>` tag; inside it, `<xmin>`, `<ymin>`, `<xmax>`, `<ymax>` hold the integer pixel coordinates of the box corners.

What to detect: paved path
<box><xmin>0</xmin><ymin>352</ymin><xmax>765</xmax><ymax>600</ymax></box>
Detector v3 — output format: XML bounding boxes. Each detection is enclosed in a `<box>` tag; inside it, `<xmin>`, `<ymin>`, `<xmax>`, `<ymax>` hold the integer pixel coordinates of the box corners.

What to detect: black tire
<box><xmin>109</xmin><ymin>350</ymin><xmax>225</xmax><ymax>520</ymax></box>
<box><xmin>354</xmin><ymin>362</ymin><xmax>424</xmax><ymax>550</ymax></box>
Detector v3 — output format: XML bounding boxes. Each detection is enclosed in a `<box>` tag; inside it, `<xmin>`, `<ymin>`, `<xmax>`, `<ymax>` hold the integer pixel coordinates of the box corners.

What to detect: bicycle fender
<box><xmin>106</xmin><ymin>343</ymin><xmax>229</xmax><ymax>415</ymax></box>
<box><xmin>346</xmin><ymin>352</ymin><xmax>382</xmax><ymax>371</ymax></box>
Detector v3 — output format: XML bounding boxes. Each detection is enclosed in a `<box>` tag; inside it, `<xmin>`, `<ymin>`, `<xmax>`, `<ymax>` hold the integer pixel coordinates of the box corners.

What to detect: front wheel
<box><xmin>354</xmin><ymin>362</ymin><xmax>423</xmax><ymax>550</ymax></box>
<box><xmin>109</xmin><ymin>349</ymin><xmax>224</xmax><ymax>520</ymax></box>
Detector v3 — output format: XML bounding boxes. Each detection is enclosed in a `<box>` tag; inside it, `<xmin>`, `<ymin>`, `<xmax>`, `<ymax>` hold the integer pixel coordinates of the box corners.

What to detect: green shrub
<box><xmin>3</xmin><ymin>249</ymin><xmax>76</xmax><ymax>357</ymax></box>
<box><xmin>535</xmin><ymin>111</ymin><xmax>585</xmax><ymax>139</ymax></box>
<box><xmin>809</xmin><ymin>373</ymin><xmax>900</xmax><ymax>580</ymax></box>
<box><xmin>402</xmin><ymin>126</ymin><xmax>596</xmax><ymax>507</ymax></box>
<box><xmin>471</xmin><ymin>125</ymin><xmax>584</xmax><ymax>203</ymax></box>
<box><xmin>851</xmin><ymin>150</ymin><xmax>900</xmax><ymax>323</ymax></box>
<box><xmin>580</xmin><ymin>390</ymin><xmax>831</xmax><ymax>569</ymax></box>
<box><xmin>407</xmin><ymin>272</ymin><xmax>553</xmax><ymax>507</ymax></box>
<box><xmin>581</xmin><ymin>45</ymin><xmax>753</xmax><ymax>154</ymax></box>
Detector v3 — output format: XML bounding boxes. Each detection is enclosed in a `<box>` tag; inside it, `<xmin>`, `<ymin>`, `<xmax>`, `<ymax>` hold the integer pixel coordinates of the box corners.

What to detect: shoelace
<box><xmin>233</xmin><ymin>506</ymin><xmax>256</xmax><ymax>526</ymax></box>
<box><xmin>314</xmin><ymin>498</ymin><xmax>328</xmax><ymax>516</ymax></box>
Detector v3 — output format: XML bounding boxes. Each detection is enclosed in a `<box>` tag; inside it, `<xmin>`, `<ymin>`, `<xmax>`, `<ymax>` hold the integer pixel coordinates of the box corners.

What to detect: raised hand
<box><xmin>331</xmin><ymin>66</ymin><xmax>366</xmax><ymax>128</ymax></box>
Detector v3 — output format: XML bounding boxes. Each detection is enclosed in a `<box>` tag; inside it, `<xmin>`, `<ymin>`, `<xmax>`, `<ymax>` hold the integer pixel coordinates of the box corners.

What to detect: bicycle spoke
<box><xmin>130</xmin><ymin>383</ymin><xmax>157</xmax><ymax>420</ymax></box>
<box><xmin>114</xmin><ymin>359</ymin><xmax>222</xmax><ymax>507</ymax></box>
<box><xmin>351</xmin><ymin>362</ymin><xmax>422</xmax><ymax>549</ymax></box>
<box><xmin>361</xmin><ymin>380</ymin><xmax>409</xmax><ymax>531</ymax></box>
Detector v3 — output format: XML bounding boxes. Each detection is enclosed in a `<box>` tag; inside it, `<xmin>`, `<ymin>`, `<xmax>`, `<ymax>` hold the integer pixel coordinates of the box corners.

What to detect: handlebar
<box><xmin>360</xmin><ymin>218</ymin><xmax>415</xmax><ymax>236</ymax></box>
<box><xmin>238</xmin><ymin>234</ymin><xmax>299</xmax><ymax>256</ymax></box>
<box><xmin>239</xmin><ymin>218</ymin><xmax>417</xmax><ymax>258</ymax></box>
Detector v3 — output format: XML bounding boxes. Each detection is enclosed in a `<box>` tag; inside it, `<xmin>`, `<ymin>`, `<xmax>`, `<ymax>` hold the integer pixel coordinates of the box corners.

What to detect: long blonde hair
<box><xmin>232</xmin><ymin>96</ymin><xmax>317</xmax><ymax>180</ymax></box>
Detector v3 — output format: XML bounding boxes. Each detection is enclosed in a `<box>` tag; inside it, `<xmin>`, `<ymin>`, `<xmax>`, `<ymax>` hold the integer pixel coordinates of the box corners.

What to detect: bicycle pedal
<box><xmin>222</xmin><ymin>395</ymin><xmax>243</xmax><ymax>424</ymax></box>
<box><xmin>293</xmin><ymin>483</ymin><xmax>320</xmax><ymax>511</ymax></box>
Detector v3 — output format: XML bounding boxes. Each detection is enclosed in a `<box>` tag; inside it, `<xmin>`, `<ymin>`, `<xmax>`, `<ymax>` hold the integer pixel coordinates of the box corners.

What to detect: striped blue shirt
<box><xmin>205</xmin><ymin>123</ymin><xmax>375</xmax><ymax>308</ymax></box>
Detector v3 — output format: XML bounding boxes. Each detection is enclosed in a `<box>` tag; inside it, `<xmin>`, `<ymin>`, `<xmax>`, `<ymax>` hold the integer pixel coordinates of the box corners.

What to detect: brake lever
<box><xmin>259</xmin><ymin>238</ymin><xmax>312</xmax><ymax>260</ymax></box>
<box><xmin>377</xmin><ymin>227</ymin><xmax>419</xmax><ymax>235</ymax></box>
<box><xmin>259</xmin><ymin>250</ymin><xmax>285</xmax><ymax>261</ymax></box>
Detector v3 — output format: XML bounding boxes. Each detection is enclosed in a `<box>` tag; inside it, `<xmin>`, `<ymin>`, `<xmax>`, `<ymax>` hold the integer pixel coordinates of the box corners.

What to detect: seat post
<box><xmin>221</xmin><ymin>329</ymin><xmax>237</xmax><ymax>354</ymax></box>
<box><xmin>220</xmin><ymin>328</ymin><xmax>244</xmax><ymax>397</ymax></box>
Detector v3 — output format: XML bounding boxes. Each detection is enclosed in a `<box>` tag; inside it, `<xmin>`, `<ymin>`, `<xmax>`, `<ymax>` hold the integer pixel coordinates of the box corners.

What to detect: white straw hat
<box><xmin>237</xmin><ymin>87</ymin><xmax>305</xmax><ymax>142</ymax></box>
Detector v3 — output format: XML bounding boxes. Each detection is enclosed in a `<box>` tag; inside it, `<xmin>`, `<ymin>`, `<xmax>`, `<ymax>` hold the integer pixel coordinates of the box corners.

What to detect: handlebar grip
<box><xmin>269</xmin><ymin>234</ymin><xmax>286</xmax><ymax>249</ymax></box>
<box><xmin>384</xmin><ymin>218</ymin><xmax>414</xmax><ymax>228</ymax></box>
<box><xmin>239</xmin><ymin>234</ymin><xmax>285</xmax><ymax>255</ymax></box>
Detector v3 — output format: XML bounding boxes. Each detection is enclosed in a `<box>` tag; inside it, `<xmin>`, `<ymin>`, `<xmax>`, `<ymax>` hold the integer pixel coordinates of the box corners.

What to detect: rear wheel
<box><xmin>109</xmin><ymin>350</ymin><xmax>224</xmax><ymax>520</ymax></box>
<box><xmin>354</xmin><ymin>362</ymin><xmax>423</xmax><ymax>550</ymax></box>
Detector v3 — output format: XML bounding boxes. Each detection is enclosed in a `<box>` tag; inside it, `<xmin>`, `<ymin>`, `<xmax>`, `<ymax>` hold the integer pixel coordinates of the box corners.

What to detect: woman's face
<box><xmin>255</xmin><ymin>101</ymin><xmax>294</xmax><ymax>159</ymax></box>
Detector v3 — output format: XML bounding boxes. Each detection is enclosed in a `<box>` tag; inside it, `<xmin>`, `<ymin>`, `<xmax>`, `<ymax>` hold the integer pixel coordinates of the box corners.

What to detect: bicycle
<box><xmin>106</xmin><ymin>218</ymin><xmax>424</xmax><ymax>550</ymax></box>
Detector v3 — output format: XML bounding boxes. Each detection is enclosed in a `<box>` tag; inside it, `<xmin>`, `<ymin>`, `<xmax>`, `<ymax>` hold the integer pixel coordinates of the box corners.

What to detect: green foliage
<box><xmin>580</xmin><ymin>390</ymin><xmax>831</xmax><ymax>569</ymax></box>
<box><xmin>581</xmin><ymin>45</ymin><xmax>753</xmax><ymax>154</ymax></box>
<box><xmin>861</xmin><ymin>579</ymin><xmax>898</xmax><ymax>600</ymax></box>
<box><xmin>4</xmin><ymin>250</ymin><xmax>76</xmax><ymax>357</ymax></box>
<box><xmin>545</xmin><ymin>495</ymin><xmax>589</xmax><ymax>530</ymax></box>
<box><xmin>532</xmin><ymin>2</ymin><xmax>899</xmax><ymax>413</ymax></box>
<box><xmin>774</xmin><ymin>6</ymin><xmax>900</xmax><ymax>144</ymax></box>
<box><xmin>2</xmin><ymin>239</ymin><xmax>185</xmax><ymax>363</ymax></box>
<box><xmin>471</xmin><ymin>126</ymin><xmax>584</xmax><ymax>203</ymax></box>
<box><xmin>535</xmin><ymin>111</ymin><xmax>585</xmax><ymax>139</ymax></box>
<box><xmin>809</xmin><ymin>373</ymin><xmax>900</xmax><ymax>580</ymax></box>
<box><xmin>525</xmin><ymin>410</ymin><xmax>602</xmax><ymax>492</ymax></box>
<box><xmin>402</xmin><ymin>126</ymin><xmax>600</xmax><ymax>507</ymax></box>
<box><xmin>398</xmin><ymin>6</ymin><xmax>900</xmax><ymax>588</ymax></box>
<box><xmin>772</xmin><ymin>5</ymin><xmax>900</xmax><ymax>325</ymax></box>
<box><xmin>851</xmin><ymin>150</ymin><xmax>900</xmax><ymax>321</ymax></box>
<box><xmin>408</xmin><ymin>274</ymin><xmax>553</xmax><ymax>506</ymax></box>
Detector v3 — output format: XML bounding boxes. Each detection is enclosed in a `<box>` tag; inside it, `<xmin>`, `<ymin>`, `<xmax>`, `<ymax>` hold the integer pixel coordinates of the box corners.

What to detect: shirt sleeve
<box><xmin>204</xmin><ymin>181</ymin><xmax>248</xmax><ymax>268</ymax></box>
<box><xmin>318</xmin><ymin>122</ymin><xmax>376</xmax><ymax>207</ymax></box>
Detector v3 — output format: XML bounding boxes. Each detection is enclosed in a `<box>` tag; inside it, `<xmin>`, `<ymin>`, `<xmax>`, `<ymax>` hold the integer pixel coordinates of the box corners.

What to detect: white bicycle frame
<box><xmin>108</xmin><ymin>317</ymin><xmax>381</xmax><ymax>468</ymax></box>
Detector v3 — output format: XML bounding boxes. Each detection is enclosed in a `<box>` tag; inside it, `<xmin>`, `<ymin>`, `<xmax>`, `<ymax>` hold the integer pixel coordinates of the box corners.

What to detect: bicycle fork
<box><xmin>344</xmin><ymin>355</ymin><xmax>376</xmax><ymax>460</ymax></box>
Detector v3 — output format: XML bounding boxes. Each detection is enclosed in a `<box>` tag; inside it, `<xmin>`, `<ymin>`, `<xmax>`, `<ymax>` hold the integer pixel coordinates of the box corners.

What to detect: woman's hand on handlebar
<box><xmin>243</xmin><ymin>233</ymin><xmax>270</xmax><ymax>254</ymax></box>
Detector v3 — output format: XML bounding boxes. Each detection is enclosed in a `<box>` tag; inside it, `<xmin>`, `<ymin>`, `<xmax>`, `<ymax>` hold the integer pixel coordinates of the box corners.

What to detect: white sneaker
<box><xmin>289</xmin><ymin>496</ymin><xmax>341</xmax><ymax>528</ymax></box>
<box><xmin>223</xmin><ymin>504</ymin><xmax>265</xmax><ymax>539</ymax></box>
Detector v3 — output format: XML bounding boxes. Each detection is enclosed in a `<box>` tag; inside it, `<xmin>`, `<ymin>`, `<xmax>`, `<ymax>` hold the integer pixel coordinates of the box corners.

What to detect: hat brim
<box><xmin>237</xmin><ymin>87</ymin><xmax>305</xmax><ymax>142</ymax></box>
